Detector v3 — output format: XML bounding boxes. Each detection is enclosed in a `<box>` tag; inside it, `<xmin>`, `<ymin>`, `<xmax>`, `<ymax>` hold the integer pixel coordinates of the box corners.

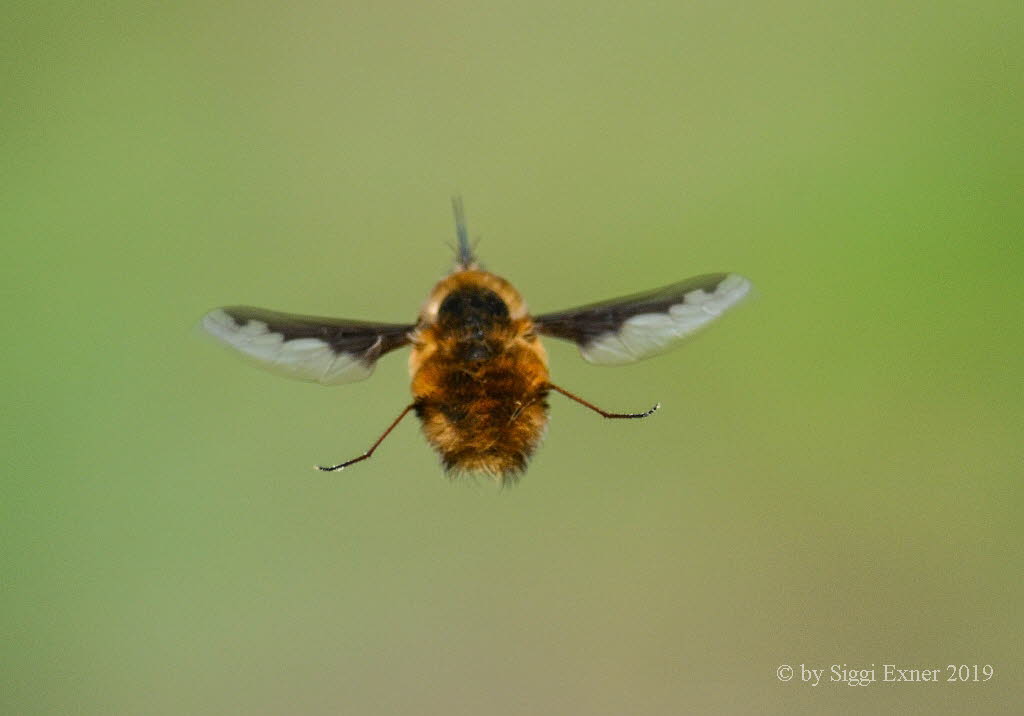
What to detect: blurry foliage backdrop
<box><xmin>4</xmin><ymin>1</ymin><xmax>1022</xmax><ymax>714</ymax></box>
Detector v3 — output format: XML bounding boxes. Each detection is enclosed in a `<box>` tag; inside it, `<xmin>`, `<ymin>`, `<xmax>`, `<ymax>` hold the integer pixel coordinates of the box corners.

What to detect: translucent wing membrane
<box><xmin>201</xmin><ymin>307</ymin><xmax>413</xmax><ymax>384</ymax></box>
<box><xmin>534</xmin><ymin>273</ymin><xmax>752</xmax><ymax>365</ymax></box>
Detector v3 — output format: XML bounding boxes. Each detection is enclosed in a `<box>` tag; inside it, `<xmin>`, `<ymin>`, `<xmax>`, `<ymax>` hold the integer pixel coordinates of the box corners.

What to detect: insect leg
<box><xmin>316</xmin><ymin>403</ymin><xmax>416</xmax><ymax>472</ymax></box>
<box><xmin>547</xmin><ymin>383</ymin><xmax>660</xmax><ymax>419</ymax></box>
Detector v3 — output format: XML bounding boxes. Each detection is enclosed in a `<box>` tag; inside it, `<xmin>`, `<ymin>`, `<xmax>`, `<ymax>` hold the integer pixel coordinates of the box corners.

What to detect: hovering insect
<box><xmin>201</xmin><ymin>199</ymin><xmax>751</xmax><ymax>481</ymax></box>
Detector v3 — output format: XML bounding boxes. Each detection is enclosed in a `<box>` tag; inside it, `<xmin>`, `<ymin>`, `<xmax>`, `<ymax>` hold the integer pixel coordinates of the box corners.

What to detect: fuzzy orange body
<box><xmin>409</xmin><ymin>269</ymin><xmax>550</xmax><ymax>477</ymax></box>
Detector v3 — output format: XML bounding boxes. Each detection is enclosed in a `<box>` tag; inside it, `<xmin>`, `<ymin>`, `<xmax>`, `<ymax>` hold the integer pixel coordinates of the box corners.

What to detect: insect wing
<box><xmin>533</xmin><ymin>273</ymin><xmax>751</xmax><ymax>365</ymax></box>
<box><xmin>201</xmin><ymin>307</ymin><xmax>413</xmax><ymax>384</ymax></box>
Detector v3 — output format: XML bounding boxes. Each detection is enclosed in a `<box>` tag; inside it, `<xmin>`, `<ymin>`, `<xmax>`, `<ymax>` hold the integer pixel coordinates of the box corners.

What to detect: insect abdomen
<box><xmin>413</xmin><ymin>348</ymin><xmax>549</xmax><ymax>479</ymax></box>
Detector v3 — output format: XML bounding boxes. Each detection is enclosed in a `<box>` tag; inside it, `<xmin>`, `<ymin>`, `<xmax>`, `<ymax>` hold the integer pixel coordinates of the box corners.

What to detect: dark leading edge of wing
<box><xmin>201</xmin><ymin>306</ymin><xmax>414</xmax><ymax>384</ymax></box>
<box><xmin>533</xmin><ymin>273</ymin><xmax>752</xmax><ymax>365</ymax></box>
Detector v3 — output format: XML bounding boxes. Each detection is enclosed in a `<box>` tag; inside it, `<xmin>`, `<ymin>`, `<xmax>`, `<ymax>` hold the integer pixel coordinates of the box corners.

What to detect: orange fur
<box><xmin>409</xmin><ymin>270</ymin><xmax>549</xmax><ymax>481</ymax></box>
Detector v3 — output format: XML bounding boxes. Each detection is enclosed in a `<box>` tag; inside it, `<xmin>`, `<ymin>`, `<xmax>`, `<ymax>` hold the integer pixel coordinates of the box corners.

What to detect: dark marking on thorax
<box><xmin>436</xmin><ymin>286</ymin><xmax>513</xmax><ymax>363</ymax></box>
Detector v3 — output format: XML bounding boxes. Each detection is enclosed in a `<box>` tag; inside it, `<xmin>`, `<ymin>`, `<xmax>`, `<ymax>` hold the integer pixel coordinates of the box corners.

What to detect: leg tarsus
<box><xmin>315</xmin><ymin>452</ymin><xmax>370</xmax><ymax>472</ymax></box>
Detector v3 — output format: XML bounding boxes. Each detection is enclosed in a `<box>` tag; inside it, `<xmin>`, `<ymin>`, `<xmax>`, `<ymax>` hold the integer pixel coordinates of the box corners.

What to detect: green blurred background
<box><xmin>4</xmin><ymin>1</ymin><xmax>1021</xmax><ymax>714</ymax></box>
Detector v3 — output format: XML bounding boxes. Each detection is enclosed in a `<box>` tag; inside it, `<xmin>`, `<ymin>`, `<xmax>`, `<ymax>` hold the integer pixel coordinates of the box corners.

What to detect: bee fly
<box><xmin>201</xmin><ymin>199</ymin><xmax>751</xmax><ymax>481</ymax></box>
